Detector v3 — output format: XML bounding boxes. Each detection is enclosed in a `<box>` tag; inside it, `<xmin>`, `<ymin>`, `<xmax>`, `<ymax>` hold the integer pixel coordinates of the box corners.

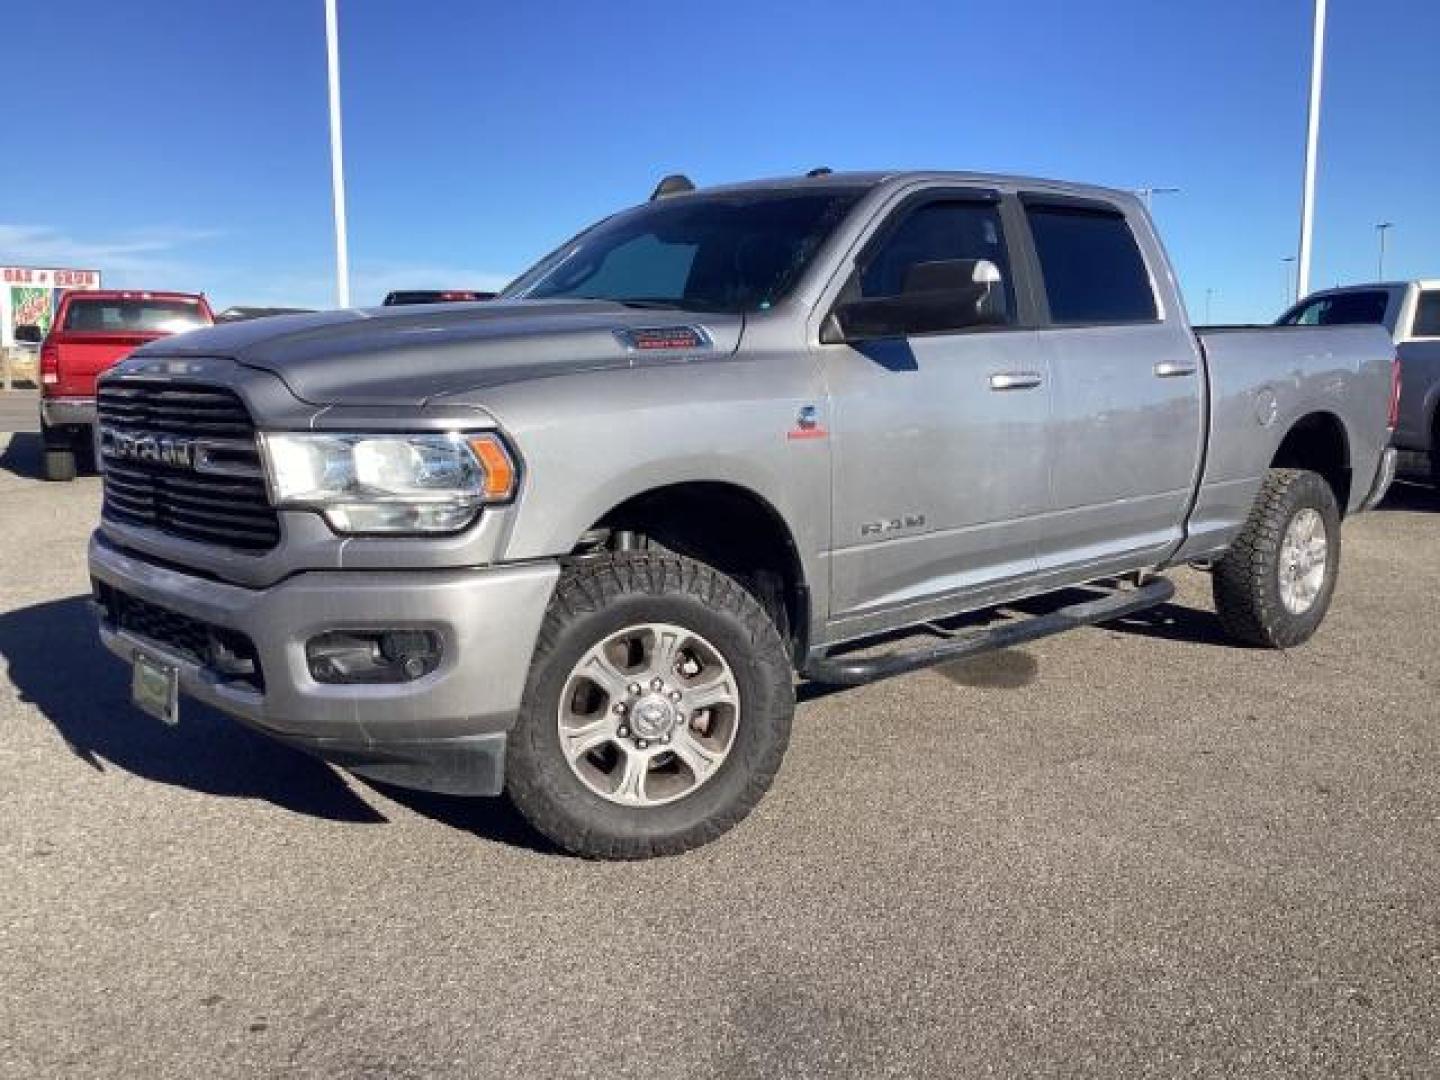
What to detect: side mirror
<box><xmin>821</xmin><ymin>258</ymin><xmax>1007</xmax><ymax>344</ymax></box>
<box><xmin>14</xmin><ymin>324</ymin><xmax>43</xmax><ymax>345</ymax></box>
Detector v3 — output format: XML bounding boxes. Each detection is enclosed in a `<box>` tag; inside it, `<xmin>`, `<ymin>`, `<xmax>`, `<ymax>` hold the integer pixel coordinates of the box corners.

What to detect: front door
<box><xmin>823</xmin><ymin>192</ymin><xmax>1052</xmax><ymax>635</ymax></box>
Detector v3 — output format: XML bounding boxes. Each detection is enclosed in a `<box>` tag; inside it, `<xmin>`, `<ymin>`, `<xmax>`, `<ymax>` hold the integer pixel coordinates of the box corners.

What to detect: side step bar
<box><xmin>803</xmin><ymin>577</ymin><xmax>1175</xmax><ymax>688</ymax></box>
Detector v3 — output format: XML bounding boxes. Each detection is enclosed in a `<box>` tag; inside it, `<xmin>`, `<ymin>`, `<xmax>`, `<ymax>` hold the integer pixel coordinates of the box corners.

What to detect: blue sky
<box><xmin>4</xmin><ymin>0</ymin><xmax>1437</xmax><ymax>320</ymax></box>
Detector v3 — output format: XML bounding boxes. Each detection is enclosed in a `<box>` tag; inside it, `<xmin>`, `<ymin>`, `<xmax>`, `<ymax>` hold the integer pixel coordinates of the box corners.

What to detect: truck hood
<box><xmin>128</xmin><ymin>299</ymin><xmax>744</xmax><ymax>408</ymax></box>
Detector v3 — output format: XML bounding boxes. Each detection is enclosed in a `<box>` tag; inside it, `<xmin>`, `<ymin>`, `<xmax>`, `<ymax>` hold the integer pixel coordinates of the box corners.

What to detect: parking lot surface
<box><xmin>1</xmin><ymin>411</ymin><xmax>1436</xmax><ymax>1079</ymax></box>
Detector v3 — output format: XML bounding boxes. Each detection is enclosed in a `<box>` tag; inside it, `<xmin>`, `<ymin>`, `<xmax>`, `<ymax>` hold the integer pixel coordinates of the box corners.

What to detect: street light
<box><xmin>324</xmin><ymin>0</ymin><xmax>351</xmax><ymax>308</ymax></box>
<box><xmin>1134</xmin><ymin>186</ymin><xmax>1180</xmax><ymax>212</ymax></box>
<box><xmin>1282</xmin><ymin>255</ymin><xmax>1298</xmax><ymax>305</ymax></box>
<box><xmin>1296</xmin><ymin>0</ymin><xmax>1327</xmax><ymax>300</ymax></box>
<box><xmin>1375</xmin><ymin>222</ymin><xmax>1394</xmax><ymax>280</ymax></box>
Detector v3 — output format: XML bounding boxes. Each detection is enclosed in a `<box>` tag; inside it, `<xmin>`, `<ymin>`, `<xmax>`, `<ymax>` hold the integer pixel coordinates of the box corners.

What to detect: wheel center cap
<box><xmin>629</xmin><ymin>694</ymin><xmax>676</xmax><ymax>740</ymax></box>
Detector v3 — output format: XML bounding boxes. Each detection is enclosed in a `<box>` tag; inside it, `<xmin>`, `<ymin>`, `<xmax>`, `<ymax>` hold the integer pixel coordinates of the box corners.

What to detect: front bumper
<box><xmin>88</xmin><ymin>533</ymin><xmax>560</xmax><ymax>795</ymax></box>
<box><xmin>1359</xmin><ymin>446</ymin><xmax>1398</xmax><ymax>512</ymax></box>
<box><xmin>39</xmin><ymin>395</ymin><xmax>97</xmax><ymax>430</ymax></box>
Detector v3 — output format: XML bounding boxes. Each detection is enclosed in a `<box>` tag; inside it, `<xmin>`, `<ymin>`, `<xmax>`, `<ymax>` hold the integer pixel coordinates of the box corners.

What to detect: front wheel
<box><xmin>505</xmin><ymin>552</ymin><xmax>794</xmax><ymax>859</ymax></box>
<box><xmin>1212</xmin><ymin>468</ymin><xmax>1341</xmax><ymax>648</ymax></box>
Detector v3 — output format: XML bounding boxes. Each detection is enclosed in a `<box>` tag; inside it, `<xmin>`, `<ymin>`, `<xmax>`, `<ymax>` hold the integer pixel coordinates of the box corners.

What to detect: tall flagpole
<box><xmin>1296</xmin><ymin>0</ymin><xmax>1327</xmax><ymax>302</ymax></box>
<box><xmin>324</xmin><ymin>0</ymin><xmax>351</xmax><ymax>308</ymax></box>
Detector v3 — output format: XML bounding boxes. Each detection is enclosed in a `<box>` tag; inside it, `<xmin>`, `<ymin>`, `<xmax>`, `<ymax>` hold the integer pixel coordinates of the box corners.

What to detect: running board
<box><xmin>803</xmin><ymin>577</ymin><xmax>1175</xmax><ymax>688</ymax></box>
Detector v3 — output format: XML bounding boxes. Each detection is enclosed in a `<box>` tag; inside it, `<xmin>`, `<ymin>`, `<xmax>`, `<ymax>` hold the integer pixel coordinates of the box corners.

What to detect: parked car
<box><xmin>89</xmin><ymin>170</ymin><xmax>1397</xmax><ymax>859</ymax></box>
<box><xmin>1279</xmin><ymin>281</ymin><xmax>1440</xmax><ymax>485</ymax></box>
<box><xmin>26</xmin><ymin>290</ymin><xmax>213</xmax><ymax>481</ymax></box>
<box><xmin>382</xmin><ymin>290</ymin><xmax>497</xmax><ymax>305</ymax></box>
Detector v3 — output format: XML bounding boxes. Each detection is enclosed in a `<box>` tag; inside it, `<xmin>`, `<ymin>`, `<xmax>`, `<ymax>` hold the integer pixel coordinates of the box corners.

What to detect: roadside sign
<box><xmin>1</xmin><ymin>266</ymin><xmax>103</xmax><ymax>347</ymax></box>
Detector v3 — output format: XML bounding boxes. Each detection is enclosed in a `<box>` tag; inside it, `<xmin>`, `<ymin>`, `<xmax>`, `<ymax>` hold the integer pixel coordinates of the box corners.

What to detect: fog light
<box><xmin>307</xmin><ymin>629</ymin><xmax>442</xmax><ymax>684</ymax></box>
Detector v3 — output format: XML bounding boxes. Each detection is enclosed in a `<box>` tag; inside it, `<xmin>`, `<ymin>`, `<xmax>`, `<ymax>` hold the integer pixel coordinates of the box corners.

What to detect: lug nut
<box><xmin>636</xmin><ymin>739</ymin><xmax>649</xmax><ymax>750</ymax></box>
<box><xmin>613</xmin><ymin>701</ymin><xmax>627</xmax><ymax>714</ymax></box>
<box><xmin>628</xmin><ymin>682</ymin><xmax>642</xmax><ymax>695</ymax></box>
<box><xmin>617</xmin><ymin>725</ymin><xmax>630</xmax><ymax>738</ymax></box>
<box><xmin>650</xmin><ymin>677</ymin><xmax>664</xmax><ymax>691</ymax></box>
<box><xmin>660</xmin><ymin>734</ymin><xmax>671</xmax><ymax>744</ymax></box>
<box><xmin>669</xmin><ymin>691</ymin><xmax>682</xmax><ymax>702</ymax></box>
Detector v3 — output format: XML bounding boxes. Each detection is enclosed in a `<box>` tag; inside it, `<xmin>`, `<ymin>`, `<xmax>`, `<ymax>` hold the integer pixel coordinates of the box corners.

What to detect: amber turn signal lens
<box><xmin>467</xmin><ymin>434</ymin><xmax>517</xmax><ymax>500</ymax></box>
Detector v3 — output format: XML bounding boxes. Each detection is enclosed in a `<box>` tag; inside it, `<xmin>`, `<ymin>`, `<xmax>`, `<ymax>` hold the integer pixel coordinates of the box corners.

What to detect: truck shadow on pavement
<box><xmin>0</xmin><ymin>432</ymin><xmax>42</xmax><ymax>480</ymax></box>
<box><xmin>1375</xmin><ymin>477</ymin><xmax>1438</xmax><ymax>513</ymax></box>
<box><xmin>0</xmin><ymin>594</ymin><xmax>385</xmax><ymax>823</ymax></box>
<box><xmin>0</xmin><ymin>594</ymin><xmax>558</xmax><ymax>850</ymax></box>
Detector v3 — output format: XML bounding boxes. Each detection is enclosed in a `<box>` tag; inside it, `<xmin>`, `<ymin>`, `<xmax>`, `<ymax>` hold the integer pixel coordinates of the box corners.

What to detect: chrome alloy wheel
<box><xmin>556</xmin><ymin>623</ymin><xmax>740</xmax><ymax>807</ymax></box>
<box><xmin>1278</xmin><ymin>507</ymin><xmax>1328</xmax><ymax>615</ymax></box>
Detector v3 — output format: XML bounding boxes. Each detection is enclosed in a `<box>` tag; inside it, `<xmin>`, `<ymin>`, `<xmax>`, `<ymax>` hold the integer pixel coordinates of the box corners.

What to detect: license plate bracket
<box><xmin>132</xmin><ymin>650</ymin><xmax>179</xmax><ymax>726</ymax></box>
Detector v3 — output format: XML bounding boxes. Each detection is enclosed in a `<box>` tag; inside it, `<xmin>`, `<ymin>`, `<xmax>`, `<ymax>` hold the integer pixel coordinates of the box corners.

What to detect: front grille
<box><xmin>96</xmin><ymin>582</ymin><xmax>264</xmax><ymax>691</ymax></box>
<box><xmin>97</xmin><ymin>383</ymin><xmax>280</xmax><ymax>552</ymax></box>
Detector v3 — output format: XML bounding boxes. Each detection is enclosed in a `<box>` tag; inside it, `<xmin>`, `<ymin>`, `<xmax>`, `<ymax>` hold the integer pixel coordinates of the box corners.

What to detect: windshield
<box><xmin>503</xmin><ymin>189</ymin><xmax>864</xmax><ymax>313</ymax></box>
<box><xmin>63</xmin><ymin>297</ymin><xmax>209</xmax><ymax>334</ymax></box>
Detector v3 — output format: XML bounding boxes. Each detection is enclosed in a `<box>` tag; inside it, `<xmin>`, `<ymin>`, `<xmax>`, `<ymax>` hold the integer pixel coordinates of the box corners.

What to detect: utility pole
<box><xmin>1375</xmin><ymin>222</ymin><xmax>1394</xmax><ymax>280</ymax></box>
<box><xmin>324</xmin><ymin>0</ymin><xmax>351</xmax><ymax>308</ymax></box>
<box><xmin>1135</xmin><ymin>186</ymin><xmax>1180</xmax><ymax>212</ymax></box>
<box><xmin>1296</xmin><ymin>0</ymin><xmax>1327</xmax><ymax>300</ymax></box>
<box><xmin>1282</xmin><ymin>256</ymin><xmax>1298</xmax><ymax>306</ymax></box>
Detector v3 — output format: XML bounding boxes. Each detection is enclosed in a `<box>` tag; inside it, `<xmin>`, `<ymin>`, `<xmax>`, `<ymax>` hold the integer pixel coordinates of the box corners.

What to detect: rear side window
<box><xmin>1412</xmin><ymin>291</ymin><xmax>1440</xmax><ymax>337</ymax></box>
<box><xmin>1026</xmin><ymin>205</ymin><xmax>1158</xmax><ymax>324</ymax></box>
<box><xmin>1281</xmin><ymin>291</ymin><xmax>1389</xmax><ymax>327</ymax></box>
<box><xmin>63</xmin><ymin>298</ymin><xmax>208</xmax><ymax>333</ymax></box>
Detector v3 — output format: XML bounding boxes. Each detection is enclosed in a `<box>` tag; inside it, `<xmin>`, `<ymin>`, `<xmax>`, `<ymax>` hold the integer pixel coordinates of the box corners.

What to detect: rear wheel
<box><xmin>505</xmin><ymin>552</ymin><xmax>794</xmax><ymax>859</ymax></box>
<box><xmin>1212</xmin><ymin>468</ymin><xmax>1340</xmax><ymax>648</ymax></box>
<box><xmin>42</xmin><ymin>444</ymin><xmax>77</xmax><ymax>482</ymax></box>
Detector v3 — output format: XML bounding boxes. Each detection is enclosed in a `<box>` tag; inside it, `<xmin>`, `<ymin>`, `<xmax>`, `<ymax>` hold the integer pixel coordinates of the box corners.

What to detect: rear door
<box><xmin>1019</xmin><ymin>195</ymin><xmax>1206</xmax><ymax>576</ymax></box>
<box><xmin>823</xmin><ymin>189</ymin><xmax>1052</xmax><ymax>633</ymax></box>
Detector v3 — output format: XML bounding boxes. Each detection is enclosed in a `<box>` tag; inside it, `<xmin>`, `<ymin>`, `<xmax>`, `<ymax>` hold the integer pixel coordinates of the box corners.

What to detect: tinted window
<box><xmin>1026</xmin><ymin>206</ymin><xmax>1158</xmax><ymax>324</ymax></box>
<box><xmin>63</xmin><ymin>298</ymin><xmax>207</xmax><ymax>333</ymax></box>
<box><xmin>1412</xmin><ymin>291</ymin><xmax>1440</xmax><ymax>337</ymax></box>
<box><xmin>506</xmin><ymin>190</ymin><xmax>862</xmax><ymax>313</ymax></box>
<box><xmin>1281</xmin><ymin>291</ymin><xmax>1389</xmax><ymax>327</ymax></box>
<box><xmin>858</xmin><ymin>200</ymin><xmax>1013</xmax><ymax>323</ymax></box>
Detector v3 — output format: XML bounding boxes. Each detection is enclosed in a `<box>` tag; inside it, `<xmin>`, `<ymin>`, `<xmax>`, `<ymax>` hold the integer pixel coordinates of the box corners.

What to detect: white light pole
<box><xmin>1282</xmin><ymin>256</ymin><xmax>1298</xmax><ymax>306</ymax></box>
<box><xmin>1375</xmin><ymin>222</ymin><xmax>1394</xmax><ymax>280</ymax></box>
<box><xmin>324</xmin><ymin>0</ymin><xmax>351</xmax><ymax>308</ymax></box>
<box><xmin>1296</xmin><ymin>0</ymin><xmax>1327</xmax><ymax>301</ymax></box>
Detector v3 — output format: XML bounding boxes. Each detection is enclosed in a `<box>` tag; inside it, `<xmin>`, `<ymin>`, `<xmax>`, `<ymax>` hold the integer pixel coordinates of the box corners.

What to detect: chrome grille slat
<box><xmin>98</xmin><ymin>383</ymin><xmax>279</xmax><ymax>552</ymax></box>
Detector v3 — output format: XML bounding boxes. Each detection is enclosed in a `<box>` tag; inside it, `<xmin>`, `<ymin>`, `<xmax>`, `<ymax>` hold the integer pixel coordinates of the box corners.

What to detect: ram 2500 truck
<box><xmin>88</xmin><ymin>171</ymin><xmax>1398</xmax><ymax>859</ymax></box>
<box><xmin>1280</xmin><ymin>280</ymin><xmax>1439</xmax><ymax>486</ymax></box>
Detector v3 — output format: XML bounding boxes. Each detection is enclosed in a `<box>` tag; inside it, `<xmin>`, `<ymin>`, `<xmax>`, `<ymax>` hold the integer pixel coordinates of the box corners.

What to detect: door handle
<box><xmin>988</xmin><ymin>372</ymin><xmax>1043</xmax><ymax>391</ymax></box>
<box><xmin>1153</xmin><ymin>361</ymin><xmax>1197</xmax><ymax>378</ymax></box>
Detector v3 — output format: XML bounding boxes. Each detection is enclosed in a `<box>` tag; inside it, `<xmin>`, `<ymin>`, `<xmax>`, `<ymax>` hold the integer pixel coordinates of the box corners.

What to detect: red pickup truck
<box><xmin>34</xmin><ymin>290</ymin><xmax>213</xmax><ymax>480</ymax></box>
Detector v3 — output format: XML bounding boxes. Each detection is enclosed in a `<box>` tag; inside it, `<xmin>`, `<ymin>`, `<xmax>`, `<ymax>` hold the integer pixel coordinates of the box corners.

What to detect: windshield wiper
<box><xmin>608</xmin><ymin>298</ymin><xmax>691</xmax><ymax>310</ymax></box>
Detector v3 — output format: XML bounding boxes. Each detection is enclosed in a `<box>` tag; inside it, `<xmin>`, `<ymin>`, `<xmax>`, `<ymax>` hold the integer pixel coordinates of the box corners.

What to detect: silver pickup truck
<box><xmin>89</xmin><ymin>170</ymin><xmax>1397</xmax><ymax>859</ymax></box>
<box><xmin>1280</xmin><ymin>280</ymin><xmax>1439</xmax><ymax>484</ymax></box>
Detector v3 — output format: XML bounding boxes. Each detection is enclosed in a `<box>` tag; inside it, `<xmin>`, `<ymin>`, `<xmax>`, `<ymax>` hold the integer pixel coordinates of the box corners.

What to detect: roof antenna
<box><xmin>805</xmin><ymin>166</ymin><xmax>833</xmax><ymax>178</ymax></box>
<box><xmin>650</xmin><ymin>174</ymin><xmax>696</xmax><ymax>201</ymax></box>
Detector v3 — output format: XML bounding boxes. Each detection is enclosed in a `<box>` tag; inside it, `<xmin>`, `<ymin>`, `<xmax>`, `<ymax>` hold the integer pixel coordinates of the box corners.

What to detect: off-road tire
<box><xmin>1212</xmin><ymin>468</ymin><xmax>1340</xmax><ymax>648</ymax></box>
<box><xmin>42</xmin><ymin>445</ymin><xmax>77</xmax><ymax>483</ymax></box>
<box><xmin>506</xmin><ymin>552</ymin><xmax>794</xmax><ymax>859</ymax></box>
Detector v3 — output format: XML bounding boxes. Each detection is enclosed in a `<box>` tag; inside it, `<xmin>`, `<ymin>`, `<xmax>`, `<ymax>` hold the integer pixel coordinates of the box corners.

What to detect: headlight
<box><xmin>258</xmin><ymin>431</ymin><xmax>517</xmax><ymax>534</ymax></box>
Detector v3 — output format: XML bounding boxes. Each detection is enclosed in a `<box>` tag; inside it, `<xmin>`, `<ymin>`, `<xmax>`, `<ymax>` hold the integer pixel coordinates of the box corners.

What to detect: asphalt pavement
<box><xmin>1</xmin><ymin>402</ymin><xmax>1436</xmax><ymax>1078</ymax></box>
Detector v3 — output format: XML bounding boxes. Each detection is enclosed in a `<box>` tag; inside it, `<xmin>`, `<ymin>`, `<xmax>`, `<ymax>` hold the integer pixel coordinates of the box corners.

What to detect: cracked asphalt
<box><xmin>1</xmin><ymin>403</ymin><xmax>1436</xmax><ymax>1078</ymax></box>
